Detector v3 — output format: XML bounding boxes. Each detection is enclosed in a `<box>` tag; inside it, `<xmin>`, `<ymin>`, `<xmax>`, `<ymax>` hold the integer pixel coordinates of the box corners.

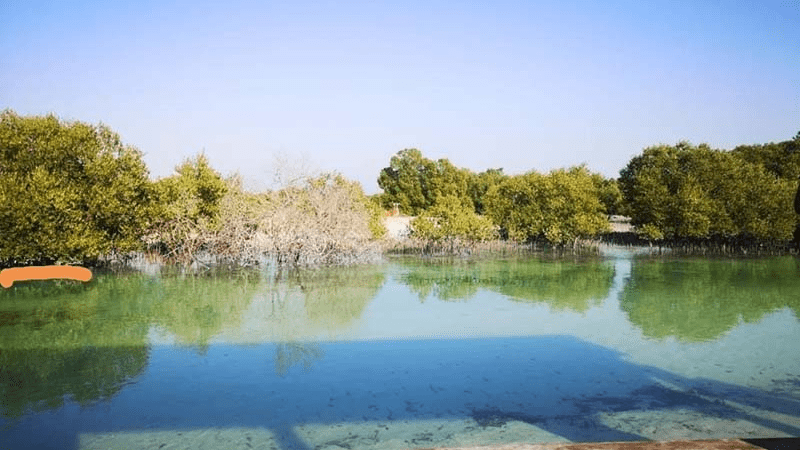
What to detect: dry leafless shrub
<box><xmin>255</xmin><ymin>173</ymin><xmax>382</xmax><ymax>266</ymax></box>
<box><xmin>145</xmin><ymin>162</ymin><xmax>383</xmax><ymax>267</ymax></box>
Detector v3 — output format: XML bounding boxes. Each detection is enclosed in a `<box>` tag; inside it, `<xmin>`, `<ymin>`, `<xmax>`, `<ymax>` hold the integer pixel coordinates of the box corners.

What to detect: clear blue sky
<box><xmin>2</xmin><ymin>0</ymin><xmax>798</xmax><ymax>193</ymax></box>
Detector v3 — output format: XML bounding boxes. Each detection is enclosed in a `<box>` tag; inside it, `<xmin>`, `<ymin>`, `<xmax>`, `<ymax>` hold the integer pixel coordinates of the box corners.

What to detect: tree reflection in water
<box><xmin>275</xmin><ymin>342</ymin><xmax>324</xmax><ymax>377</ymax></box>
<box><xmin>620</xmin><ymin>256</ymin><xmax>800</xmax><ymax>341</ymax></box>
<box><xmin>397</xmin><ymin>257</ymin><xmax>615</xmax><ymax>312</ymax></box>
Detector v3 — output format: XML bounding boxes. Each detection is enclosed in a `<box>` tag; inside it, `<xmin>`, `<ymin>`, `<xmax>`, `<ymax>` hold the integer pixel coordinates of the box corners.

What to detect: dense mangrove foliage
<box><xmin>380</xmin><ymin>135</ymin><xmax>800</xmax><ymax>252</ymax></box>
<box><xmin>2</xmin><ymin>109</ymin><xmax>799</xmax><ymax>265</ymax></box>
<box><xmin>378</xmin><ymin>149</ymin><xmax>618</xmax><ymax>247</ymax></box>
<box><xmin>0</xmin><ymin>111</ymin><xmax>154</xmax><ymax>265</ymax></box>
<box><xmin>618</xmin><ymin>140</ymin><xmax>799</xmax><ymax>246</ymax></box>
<box><xmin>482</xmin><ymin>166</ymin><xmax>610</xmax><ymax>244</ymax></box>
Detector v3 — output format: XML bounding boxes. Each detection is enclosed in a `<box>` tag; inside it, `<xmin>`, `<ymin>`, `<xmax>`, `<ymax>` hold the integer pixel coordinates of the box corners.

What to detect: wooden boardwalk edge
<box><xmin>418</xmin><ymin>437</ymin><xmax>799</xmax><ymax>450</ymax></box>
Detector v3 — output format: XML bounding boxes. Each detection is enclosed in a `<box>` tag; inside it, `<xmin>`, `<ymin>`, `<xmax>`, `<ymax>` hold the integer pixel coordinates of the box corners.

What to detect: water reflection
<box><xmin>0</xmin><ymin>346</ymin><xmax>147</xmax><ymax>419</ymax></box>
<box><xmin>275</xmin><ymin>265</ymin><xmax>386</xmax><ymax>331</ymax></box>
<box><xmin>0</xmin><ymin>268</ymin><xmax>263</xmax><ymax>350</ymax></box>
<box><xmin>148</xmin><ymin>269</ymin><xmax>261</xmax><ymax>348</ymax></box>
<box><xmin>0</xmin><ymin>269</ymin><xmax>260</xmax><ymax>418</ymax></box>
<box><xmin>0</xmin><ymin>276</ymin><xmax>152</xmax><ymax>350</ymax></box>
<box><xmin>620</xmin><ymin>256</ymin><xmax>800</xmax><ymax>341</ymax></box>
<box><xmin>0</xmin><ymin>265</ymin><xmax>386</xmax><ymax>418</ymax></box>
<box><xmin>263</xmin><ymin>265</ymin><xmax>386</xmax><ymax>376</ymax></box>
<box><xmin>396</xmin><ymin>257</ymin><xmax>615</xmax><ymax>312</ymax></box>
<box><xmin>275</xmin><ymin>342</ymin><xmax>325</xmax><ymax>377</ymax></box>
<box><xmin>0</xmin><ymin>256</ymin><xmax>799</xmax><ymax>449</ymax></box>
<box><xmin>218</xmin><ymin>265</ymin><xmax>386</xmax><ymax>343</ymax></box>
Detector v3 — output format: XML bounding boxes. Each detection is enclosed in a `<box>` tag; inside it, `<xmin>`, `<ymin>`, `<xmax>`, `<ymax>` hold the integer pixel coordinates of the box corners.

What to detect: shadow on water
<box><xmin>1</xmin><ymin>335</ymin><xmax>799</xmax><ymax>450</ymax></box>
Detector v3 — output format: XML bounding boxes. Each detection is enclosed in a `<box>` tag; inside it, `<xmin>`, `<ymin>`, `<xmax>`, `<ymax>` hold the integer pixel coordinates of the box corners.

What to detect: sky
<box><xmin>2</xmin><ymin>0</ymin><xmax>799</xmax><ymax>194</ymax></box>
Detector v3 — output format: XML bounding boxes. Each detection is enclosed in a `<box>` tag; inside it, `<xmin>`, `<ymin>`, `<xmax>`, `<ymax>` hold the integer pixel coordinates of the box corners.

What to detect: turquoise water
<box><xmin>1</xmin><ymin>252</ymin><xmax>799</xmax><ymax>449</ymax></box>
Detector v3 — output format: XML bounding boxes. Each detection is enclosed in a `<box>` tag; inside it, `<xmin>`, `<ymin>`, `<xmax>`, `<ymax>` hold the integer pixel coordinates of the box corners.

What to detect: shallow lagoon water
<box><xmin>1</xmin><ymin>252</ymin><xmax>799</xmax><ymax>449</ymax></box>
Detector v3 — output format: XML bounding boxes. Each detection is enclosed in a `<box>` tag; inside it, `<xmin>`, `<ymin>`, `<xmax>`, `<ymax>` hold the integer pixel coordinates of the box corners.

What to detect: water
<box><xmin>1</xmin><ymin>253</ymin><xmax>799</xmax><ymax>449</ymax></box>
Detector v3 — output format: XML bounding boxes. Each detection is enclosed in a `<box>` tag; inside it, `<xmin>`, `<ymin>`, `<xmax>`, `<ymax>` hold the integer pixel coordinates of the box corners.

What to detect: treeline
<box><xmin>3</xmin><ymin>109</ymin><xmax>799</xmax><ymax>266</ymax></box>
<box><xmin>619</xmin><ymin>139</ymin><xmax>800</xmax><ymax>247</ymax></box>
<box><xmin>377</xmin><ymin>149</ymin><xmax>619</xmax><ymax>247</ymax></box>
<box><xmin>0</xmin><ymin>110</ymin><xmax>385</xmax><ymax>268</ymax></box>
<box><xmin>378</xmin><ymin>135</ymin><xmax>800</xmax><ymax>252</ymax></box>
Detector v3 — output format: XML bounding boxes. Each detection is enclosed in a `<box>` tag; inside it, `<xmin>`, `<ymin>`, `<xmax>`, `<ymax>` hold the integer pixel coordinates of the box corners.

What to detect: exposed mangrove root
<box><xmin>598</xmin><ymin>232</ymin><xmax>796</xmax><ymax>256</ymax></box>
<box><xmin>386</xmin><ymin>238</ymin><xmax>602</xmax><ymax>258</ymax></box>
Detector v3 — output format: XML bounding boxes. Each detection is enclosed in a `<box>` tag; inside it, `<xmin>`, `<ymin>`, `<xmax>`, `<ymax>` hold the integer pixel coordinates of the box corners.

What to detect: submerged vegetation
<box><xmin>1</xmin><ymin>109</ymin><xmax>799</xmax><ymax>267</ymax></box>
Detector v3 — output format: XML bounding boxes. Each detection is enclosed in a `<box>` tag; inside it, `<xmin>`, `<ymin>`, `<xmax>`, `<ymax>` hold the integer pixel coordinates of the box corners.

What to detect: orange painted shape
<box><xmin>0</xmin><ymin>265</ymin><xmax>92</xmax><ymax>288</ymax></box>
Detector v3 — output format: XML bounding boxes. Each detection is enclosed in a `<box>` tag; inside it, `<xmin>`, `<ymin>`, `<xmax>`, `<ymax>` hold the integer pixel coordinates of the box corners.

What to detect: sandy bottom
<box><xmin>79</xmin><ymin>418</ymin><xmax>564</xmax><ymax>450</ymax></box>
<box><xmin>78</xmin><ymin>408</ymin><xmax>794</xmax><ymax>450</ymax></box>
<box><xmin>598</xmin><ymin>408</ymin><xmax>797</xmax><ymax>442</ymax></box>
